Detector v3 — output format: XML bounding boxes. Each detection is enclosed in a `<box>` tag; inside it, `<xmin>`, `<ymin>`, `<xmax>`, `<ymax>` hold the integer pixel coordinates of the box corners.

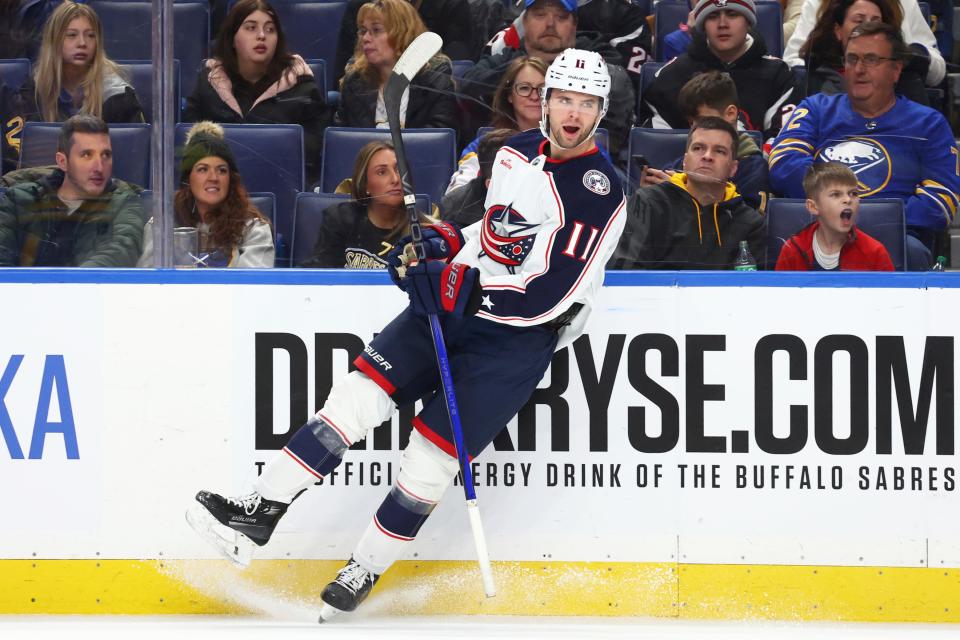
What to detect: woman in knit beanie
<box><xmin>139</xmin><ymin>121</ymin><xmax>275</xmax><ymax>267</ymax></box>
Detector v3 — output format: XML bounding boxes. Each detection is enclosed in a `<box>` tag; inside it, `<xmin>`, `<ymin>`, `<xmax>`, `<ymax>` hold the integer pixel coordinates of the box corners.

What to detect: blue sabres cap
<box><xmin>524</xmin><ymin>0</ymin><xmax>578</xmax><ymax>13</ymax></box>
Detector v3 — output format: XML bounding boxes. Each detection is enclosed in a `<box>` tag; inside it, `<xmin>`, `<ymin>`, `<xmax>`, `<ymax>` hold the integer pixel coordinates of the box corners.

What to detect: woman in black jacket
<box><xmin>334</xmin><ymin>0</ymin><xmax>457</xmax><ymax>136</ymax></box>
<box><xmin>183</xmin><ymin>0</ymin><xmax>327</xmax><ymax>185</ymax></box>
<box><xmin>301</xmin><ymin>140</ymin><xmax>432</xmax><ymax>269</ymax></box>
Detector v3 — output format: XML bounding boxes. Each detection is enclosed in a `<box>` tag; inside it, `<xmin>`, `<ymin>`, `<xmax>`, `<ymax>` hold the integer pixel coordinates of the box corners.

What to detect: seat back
<box><xmin>175</xmin><ymin>123</ymin><xmax>304</xmax><ymax>266</ymax></box>
<box><xmin>0</xmin><ymin>58</ymin><xmax>31</xmax><ymax>92</ymax></box>
<box><xmin>755</xmin><ymin>0</ymin><xmax>784</xmax><ymax>57</ymax></box>
<box><xmin>293</xmin><ymin>191</ymin><xmax>430</xmax><ymax>267</ymax></box>
<box><xmin>117</xmin><ymin>60</ymin><xmax>182</xmax><ymax>123</ymax></box>
<box><xmin>765</xmin><ymin>197</ymin><xmax>906</xmax><ymax>270</ymax></box>
<box><xmin>273</xmin><ymin>2</ymin><xmax>347</xmax><ymax>90</ymax></box>
<box><xmin>20</xmin><ymin>122</ymin><xmax>152</xmax><ymax>188</ymax></box>
<box><xmin>320</xmin><ymin>127</ymin><xmax>457</xmax><ymax>206</ymax></box>
<box><xmin>89</xmin><ymin>1</ymin><xmax>210</xmax><ymax>80</ymax></box>
<box><xmin>637</xmin><ymin>60</ymin><xmax>666</xmax><ymax>121</ymax></box>
<box><xmin>653</xmin><ymin>0</ymin><xmax>688</xmax><ymax>62</ymax></box>
<box><xmin>305</xmin><ymin>59</ymin><xmax>328</xmax><ymax>97</ymax></box>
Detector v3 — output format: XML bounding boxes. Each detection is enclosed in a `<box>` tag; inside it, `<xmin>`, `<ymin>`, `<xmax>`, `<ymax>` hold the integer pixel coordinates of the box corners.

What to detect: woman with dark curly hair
<box><xmin>139</xmin><ymin>121</ymin><xmax>274</xmax><ymax>267</ymax></box>
<box><xmin>183</xmin><ymin>0</ymin><xmax>327</xmax><ymax>184</ymax></box>
<box><xmin>300</xmin><ymin>140</ymin><xmax>432</xmax><ymax>269</ymax></box>
<box><xmin>334</xmin><ymin>0</ymin><xmax>457</xmax><ymax>134</ymax></box>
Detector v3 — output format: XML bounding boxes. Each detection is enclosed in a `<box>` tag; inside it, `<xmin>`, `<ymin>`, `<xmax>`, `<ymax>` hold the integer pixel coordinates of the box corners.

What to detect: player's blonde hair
<box><xmin>345</xmin><ymin>0</ymin><xmax>426</xmax><ymax>84</ymax></box>
<box><xmin>34</xmin><ymin>2</ymin><xmax>125</xmax><ymax>123</ymax></box>
<box><xmin>803</xmin><ymin>162</ymin><xmax>859</xmax><ymax>201</ymax></box>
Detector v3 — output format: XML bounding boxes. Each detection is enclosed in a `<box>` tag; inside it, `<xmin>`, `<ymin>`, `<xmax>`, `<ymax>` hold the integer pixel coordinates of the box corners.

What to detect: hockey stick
<box><xmin>383</xmin><ymin>31</ymin><xmax>496</xmax><ymax>599</ymax></box>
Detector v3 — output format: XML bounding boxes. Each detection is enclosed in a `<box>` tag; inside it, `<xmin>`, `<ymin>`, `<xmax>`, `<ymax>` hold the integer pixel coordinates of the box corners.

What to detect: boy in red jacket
<box><xmin>775</xmin><ymin>163</ymin><xmax>894</xmax><ymax>272</ymax></box>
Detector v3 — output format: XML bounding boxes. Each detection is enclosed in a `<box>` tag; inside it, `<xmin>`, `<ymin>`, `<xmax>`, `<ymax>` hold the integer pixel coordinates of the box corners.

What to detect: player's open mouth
<box><xmin>562</xmin><ymin>125</ymin><xmax>579</xmax><ymax>136</ymax></box>
<box><xmin>840</xmin><ymin>208</ymin><xmax>853</xmax><ymax>221</ymax></box>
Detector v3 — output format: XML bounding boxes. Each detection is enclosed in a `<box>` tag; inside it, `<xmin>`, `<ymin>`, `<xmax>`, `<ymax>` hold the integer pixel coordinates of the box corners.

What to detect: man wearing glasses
<box><xmin>768</xmin><ymin>21</ymin><xmax>960</xmax><ymax>270</ymax></box>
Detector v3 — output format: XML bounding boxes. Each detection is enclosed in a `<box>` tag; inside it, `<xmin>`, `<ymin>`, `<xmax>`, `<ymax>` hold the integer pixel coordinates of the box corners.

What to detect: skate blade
<box><xmin>318</xmin><ymin>602</ymin><xmax>344</xmax><ymax>623</ymax></box>
<box><xmin>185</xmin><ymin>501</ymin><xmax>254</xmax><ymax>568</ymax></box>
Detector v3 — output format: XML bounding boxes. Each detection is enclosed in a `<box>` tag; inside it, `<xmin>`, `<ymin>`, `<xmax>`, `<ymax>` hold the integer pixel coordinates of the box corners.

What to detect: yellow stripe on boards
<box><xmin>2</xmin><ymin>559</ymin><xmax>960</xmax><ymax>622</ymax></box>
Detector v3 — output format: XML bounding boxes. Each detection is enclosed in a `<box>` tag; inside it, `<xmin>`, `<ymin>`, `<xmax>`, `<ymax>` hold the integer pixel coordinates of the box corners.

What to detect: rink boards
<box><xmin>0</xmin><ymin>269</ymin><xmax>959</xmax><ymax>621</ymax></box>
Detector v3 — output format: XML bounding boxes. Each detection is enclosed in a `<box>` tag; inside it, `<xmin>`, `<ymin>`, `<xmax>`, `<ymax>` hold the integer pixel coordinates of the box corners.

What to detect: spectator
<box><xmin>486</xmin><ymin>0</ymin><xmax>652</xmax><ymax>93</ymax></box>
<box><xmin>5</xmin><ymin>2</ymin><xmax>146</xmax><ymax>169</ymax></box>
<box><xmin>441</xmin><ymin>127</ymin><xmax>514</xmax><ymax>227</ymax></box>
<box><xmin>139</xmin><ymin>122</ymin><xmax>274</xmax><ymax>268</ymax></box>
<box><xmin>776</xmin><ymin>162</ymin><xmax>894</xmax><ymax>270</ymax></box>
<box><xmin>639</xmin><ymin>0</ymin><xmax>800</xmax><ymax>142</ymax></box>
<box><xmin>334</xmin><ymin>0</ymin><xmax>476</xmax><ymax>84</ymax></box>
<box><xmin>300</xmin><ymin>140</ymin><xmax>432</xmax><ymax>268</ymax></box>
<box><xmin>460</xmin><ymin>0</ymin><xmax>635</xmax><ymax>158</ymax></box>
<box><xmin>793</xmin><ymin>0</ymin><xmax>927</xmax><ymax>104</ymax></box>
<box><xmin>0</xmin><ymin>0</ymin><xmax>60</xmax><ymax>61</ymax></box>
<box><xmin>183</xmin><ymin>0</ymin><xmax>327</xmax><ymax>186</ymax></box>
<box><xmin>783</xmin><ymin>0</ymin><xmax>806</xmax><ymax>43</ymax></box>
<box><xmin>784</xmin><ymin>0</ymin><xmax>945</xmax><ymax>87</ymax></box>
<box><xmin>446</xmin><ymin>55</ymin><xmax>546</xmax><ymax>195</ymax></box>
<box><xmin>768</xmin><ymin>22</ymin><xmax>959</xmax><ymax>269</ymax></box>
<box><xmin>638</xmin><ymin>71</ymin><xmax>769</xmax><ymax>211</ymax></box>
<box><xmin>0</xmin><ymin>114</ymin><xmax>144</xmax><ymax>267</ymax></box>
<box><xmin>610</xmin><ymin>116</ymin><xmax>764</xmax><ymax>270</ymax></box>
<box><xmin>334</xmin><ymin>0</ymin><xmax>458</xmax><ymax>136</ymax></box>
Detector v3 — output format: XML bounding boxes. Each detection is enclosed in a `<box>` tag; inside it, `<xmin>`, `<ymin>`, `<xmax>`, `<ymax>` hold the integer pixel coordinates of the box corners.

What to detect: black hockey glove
<box><xmin>406</xmin><ymin>261</ymin><xmax>483</xmax><ymax>318</ymax></box>
<box><xmin>386</xmin><ymin>222</ymin><xmax>466</xmax><ymax>289</ymax></box>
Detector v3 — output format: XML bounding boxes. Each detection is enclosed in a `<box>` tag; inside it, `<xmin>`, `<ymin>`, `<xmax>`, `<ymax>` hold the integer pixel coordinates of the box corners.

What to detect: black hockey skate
<box><xmin>185</xmin><ymin>490</ymin><xmax>287</xmax><ymax>568</ymax></box>
<box><xmin>318</xmin><ymin>557</ymin><xmax>380</xmax><ymax>622</ymax></box>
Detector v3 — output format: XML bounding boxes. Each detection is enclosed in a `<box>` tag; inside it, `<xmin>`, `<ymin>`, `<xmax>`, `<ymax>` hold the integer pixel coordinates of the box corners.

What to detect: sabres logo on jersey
<box><xmin>816</xmin><ymin>137</ymin><xmax>891</xmax><ymax>196</ymax></box>
<box><xmin>480</xmin><ymin>203</ymin><xmax>538</xmax><ymax>270</ymax></box>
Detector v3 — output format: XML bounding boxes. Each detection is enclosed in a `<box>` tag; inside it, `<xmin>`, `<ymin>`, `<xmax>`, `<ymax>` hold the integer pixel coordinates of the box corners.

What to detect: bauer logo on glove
<box><xmin>406</xmin><ymin>261</ymin><xmax>483</xmax><ymax>318</ymax></box>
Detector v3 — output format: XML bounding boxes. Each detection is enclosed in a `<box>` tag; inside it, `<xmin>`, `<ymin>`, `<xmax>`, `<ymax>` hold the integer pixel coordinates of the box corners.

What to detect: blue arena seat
<box><xmin>293</xmin><ymin>191</ymin><xmax>430</xmax><ymax>267</ymax></box>
<box><xmin>117</xmin><ymin>60</ymin><xmax>181</xmax><ymax>123</ymax></box>
<box><xmin>175</xmin><ymin>123</ymin><xmax>304</xmax><ymax>266</ymax></box>
<box><xmin>19</xmin><ymin>122</ymin><xmax>152</xmax><ymax>188</ymax></box>
<box><xmin>320</xmin><ymin>127</ymin><xmax>457</xmax><ymax>207</ymax></box>
<box><xmin>637</xmin><ymin>60</ymin><xmax>665</xmax><ymax>121</ymax></box>
<box><xmin>627</xmin><ymin>127</ymin><xmax>762</xmax><ymax>189</ymax></box>
<box><xmin>654</xmin><ymin>0</ymin><xmax>783</xmax><ymax>59</ymax></box>
<box><xmin>765</xmin><ymin>198</ymin><xmax>906</xmax><ymax>271</ymax></box>
<box><xmin>273</xmin><ymin>1</ymin><xmax>347</xmax><ymax>91</ymax></box>
<box><xmin>0</xmin><ymin>58</ymin><xmax>31</xmax><ymax>92</ymax></box>
<box><xmin>452</xmin><ymin>59</ymin><xmax>475</xmax><ymax>85</ymax></box>
<box><xmin>305</xmin><ymin>59</ymin><xmax>328</xmax><ymax>99</ymax></box>
<box><xmin>89</xmin><ymin>1</ymin><xmax>210</xmax><ymax>80</ymax></box>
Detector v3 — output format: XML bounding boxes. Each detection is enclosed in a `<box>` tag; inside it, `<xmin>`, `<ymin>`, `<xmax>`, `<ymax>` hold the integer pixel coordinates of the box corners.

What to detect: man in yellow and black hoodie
<box><xmin>610</xmin><ymin>116</ymin><xmax>765</xmax><ymax>270</ymax></box>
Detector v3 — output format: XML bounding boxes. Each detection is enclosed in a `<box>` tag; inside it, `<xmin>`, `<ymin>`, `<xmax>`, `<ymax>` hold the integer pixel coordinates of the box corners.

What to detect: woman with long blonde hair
<box><xmin>333</xmin><ymin>0</ymin><xmax>456</xmax><ymax>134</ymax></box>
<box><xmin>24</xmin><ymin>2</ymin><xmax>144</xmax><ymax>123</ymax></box>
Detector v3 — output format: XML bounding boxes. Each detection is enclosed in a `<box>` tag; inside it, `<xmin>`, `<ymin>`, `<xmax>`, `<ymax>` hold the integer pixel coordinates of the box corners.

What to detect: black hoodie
<box><xmin>640</xmin><ymin>31</ymin><xmax>800</xmax><ymax>141</ymax></box>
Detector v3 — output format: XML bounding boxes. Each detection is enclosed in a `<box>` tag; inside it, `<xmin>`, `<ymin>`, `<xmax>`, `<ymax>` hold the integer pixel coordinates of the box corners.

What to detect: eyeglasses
<box><xmin>513</xmin><ymin>82</ymin><xmax>545</xmax><ymax>98</ymax></box>
<box><xmin>843</xmin><ymin>53</ymin><xmax>898</xmax><ymax>68</ymax></box>
<box><xmin>357</xmin><ymin>25</ymin><xmax>386</xmax><ymax>38</ymax></box>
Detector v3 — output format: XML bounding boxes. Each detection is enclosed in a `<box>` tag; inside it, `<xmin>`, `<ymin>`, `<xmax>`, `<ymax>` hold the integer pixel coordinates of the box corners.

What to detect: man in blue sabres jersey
<box><xmin>768</xmin><ymin>21</ymin><xmax>960</xmax><ymax>270</ymax></box>
<box><xmin>186</xmin><ymin>48</ymin><xmax>626</xmax><ymax>621</ymax></box>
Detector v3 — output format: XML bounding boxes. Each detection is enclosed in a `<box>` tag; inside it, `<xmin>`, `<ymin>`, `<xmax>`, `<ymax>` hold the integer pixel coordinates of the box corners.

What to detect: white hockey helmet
<box><xmin>539</xmin><ymin>48</ymin><xmax>611</xmax><ymax>149</ymax></box>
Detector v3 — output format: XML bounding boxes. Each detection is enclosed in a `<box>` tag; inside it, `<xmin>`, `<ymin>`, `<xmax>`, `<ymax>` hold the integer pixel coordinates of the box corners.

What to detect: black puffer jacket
<box><xmin>334</xmin><ymin>56</ymin><xmax>458</xmax><ymax>135</ymax></box>
<box><xmin>183</xmin><ymin>55</ymin><xmax>328</xmax><ymax>185</ymax></box>
<box><xmin>640</xmin><ymin>31</ymin><xmax>800</xmax><ymax>141</ymax></box>
<box><xmin>610</xmin><ymin>172</ymin><xmax>765</xmax><ymax>270</ymax></box>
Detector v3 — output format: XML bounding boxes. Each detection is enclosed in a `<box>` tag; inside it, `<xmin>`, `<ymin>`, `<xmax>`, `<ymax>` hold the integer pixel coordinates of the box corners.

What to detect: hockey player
<box><xmin>186</xmin><ymin>48</ymin><xmax>626</xmax><ymax>621</ymax></box>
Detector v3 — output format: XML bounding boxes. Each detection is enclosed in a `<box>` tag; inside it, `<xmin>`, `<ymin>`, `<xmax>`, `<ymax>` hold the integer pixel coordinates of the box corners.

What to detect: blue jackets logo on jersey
<box><xmin>480</xmin><ymin>203</ymin><xmax>538</xmax><ymax>269</ymax></box>
<box><xmin>583</xmin><ymin>170</ymin><xmax>611</xmax><ymax>196</ymax></box>
<box><xmin>816</xmin><ymin>137</ymin><xmax>891</xmax><ymax>196</ymax></box>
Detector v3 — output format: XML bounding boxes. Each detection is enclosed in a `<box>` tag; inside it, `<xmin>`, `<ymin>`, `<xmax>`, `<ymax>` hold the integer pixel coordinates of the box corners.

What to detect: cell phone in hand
<box><xmin>631</xmin><ymin>154</ymin><xmax>649</xmax><ymax>177</ymax></box>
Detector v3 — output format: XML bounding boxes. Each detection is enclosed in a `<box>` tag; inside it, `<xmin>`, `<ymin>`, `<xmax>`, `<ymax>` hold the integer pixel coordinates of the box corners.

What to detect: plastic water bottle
<box><xmin>931</xmin><ymin>256</ymin><xmax>947</xmax><ymax>271</ymax></box>
<box><xmin>733</xmin><ymin>240</ymin><xmax>757</xmax><ymax>271</ymax></box>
